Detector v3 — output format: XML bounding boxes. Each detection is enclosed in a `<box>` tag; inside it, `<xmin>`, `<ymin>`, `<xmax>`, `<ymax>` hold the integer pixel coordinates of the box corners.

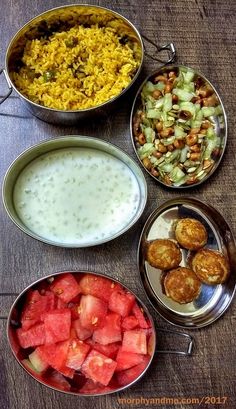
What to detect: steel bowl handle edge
<box><xmin>142</xmin><ymin>35</ymin><xmax>176</xmax><ymax>64</ymax></box>
<box><xmin>0</xmin><ymin>68</ymin><xmax>13</xmax><ymax>104</ymax></box>
<box><xmin>155</xmin><ymin>328</ymin><xmax>194</xmax><ymax>356</ymax></box>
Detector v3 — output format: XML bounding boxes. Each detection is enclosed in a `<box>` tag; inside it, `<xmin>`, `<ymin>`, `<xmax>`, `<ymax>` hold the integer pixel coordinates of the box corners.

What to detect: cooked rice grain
<box><xmin>11</xmin><ymin>24</ymin><xmax>141</xmax><ymax>110</ymax></box>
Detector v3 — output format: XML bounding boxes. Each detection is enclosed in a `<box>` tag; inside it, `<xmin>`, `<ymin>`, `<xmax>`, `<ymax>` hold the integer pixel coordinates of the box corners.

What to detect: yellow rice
<box><xmin>11</xmin><ymin>24</ymin><xmax>141</xmax><ymax>110</ymax></box>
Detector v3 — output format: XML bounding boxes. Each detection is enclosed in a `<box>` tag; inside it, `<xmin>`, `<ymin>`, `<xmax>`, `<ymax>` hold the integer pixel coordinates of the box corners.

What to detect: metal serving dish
<box><xmin>0</xmin><ymin>4</ymin><xmax>175</xmax><ymax>125</ymax></box>
<box><xmin>138</xmin><ymin>198</ymin><xmax>236</xmax><ymax>328</ymax></box>
<box><xmin>130</xmin><ymin>64</ymin><xmax>227</xmax><ymax>188</ymax></box>
<box><xmin>6</xmin><ymin>270</ymin><xmax>193</xmax><ymax>396</ymax></box>
<box><xmin>2</xmin><ymin>136</ymin><xmax>147</xmax><ymax>247</ymax></box>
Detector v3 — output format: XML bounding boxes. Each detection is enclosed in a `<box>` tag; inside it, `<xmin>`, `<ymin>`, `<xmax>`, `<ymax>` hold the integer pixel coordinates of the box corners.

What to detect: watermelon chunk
<box><xmin>58</xmin><ymin>365</ymin><xmax>75</xmax><ymax>379</ymax></box>
<box><xmin>55</xmin><ymin>297</ymin><xmax>67</xmax><ymax>310</ymax></box>
<box><xmin>66</xmin><ymin>339</ymin><xmax>90</xmax><ymax>370</ymax></box>
<box><xmin>132</xmin><ymin>302</ymin><xmax>152</xmax><ymax>329</ymax></box>
<box><xmin>92</xmin><ymin>313</ymin><xmax>122</xmax><ymax>345</ymax></box>
<box><xmin>21</xmin><ymin>359</ymin><xmax>43</xmax><ymax>377</ymax></box>
<box><xmin>43</xmin><ymin>309</ymin><xmax>71</xmax><ymax>344</ymax></box>
<box><xmin>115</xmin><ymin>348</ymin><xmax>146</xmax><ymax>371</ymax></box>
<box><xmin>90</xmin><ymin>342</ymin><xmax>120</xmax><ymax>359</ymax></box>
<box><xmin>108</xmin><ymin>290</ymin><xmax>135</xmax><ymax>317</ymax></box>
<box><xmin>37</xmin><ymin>340</ymin><xmax>70</xmax><ymax>371</ymax></box>
<box><xmin>122</xmin><ymin>330</ymin><xmax>147</xmax><ymax>355</ymax></box>
<box><xmin>79</xmin><ymin>295</ymin><xmax>107</xmax><ymax>330</ymax></box>
<box><xmin>68</xmin><ymin>302</ymin><xmax>81</xmax><ymax>320</ymax></box>
<box><xmin>21</xmin><ymin>290</ymin><xmax>55</xmax><ymax>330</ymax></box>
<box><xmin>121</xmin><ymin>315</ymin><xmax>139</xmax><ymax>330</ymax></box>
<box><xmin>17</xmin><ymin>323</ymin><xmax>45</xmax><ymax>349</ymax></box>
<box><xmin>81</xmin><ymin>350</ymin><xmax>117</xmax><ymax>386</ymax></box>
<box><xmin>50</xmin><ymin>273</ymin><xmax>81</xmax><ymax>303</ymax></box>
<box><xmin>72</xmin><ymin>319</ymin><xmax>92</xmax><ymax>341</ymax></box>
<box><xmin>79</xmin><ymin>274</ymin><xmax>122</xmax><ymax>302</ymax></box>
<box><xmin>116</xmin><ymin>355</ymin><xmax>150</xmax><ymax>386</ymax></box>
<box><xmin>29</xmin><ymin>348</ymin><xmax>49</xmax><ymax>373</ymax></box>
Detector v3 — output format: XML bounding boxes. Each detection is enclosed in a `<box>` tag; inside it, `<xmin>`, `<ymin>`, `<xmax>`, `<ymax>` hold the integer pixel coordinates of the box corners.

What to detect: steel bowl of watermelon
<box><xmin>7</xmin><ymin>270</ymin><xmax>158</xmax><ymax>395</ymax></box>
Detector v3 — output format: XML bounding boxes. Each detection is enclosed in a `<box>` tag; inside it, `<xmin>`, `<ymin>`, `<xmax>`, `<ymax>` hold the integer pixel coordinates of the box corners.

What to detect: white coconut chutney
<box><xmin>13</xmin><ymin>147</ymin><xmax>141</xmax><ymax>245</ymax></box>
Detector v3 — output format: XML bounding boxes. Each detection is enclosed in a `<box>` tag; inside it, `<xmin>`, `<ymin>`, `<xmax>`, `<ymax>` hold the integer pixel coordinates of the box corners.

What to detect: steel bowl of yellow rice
<box><xmin>1</xmin><ymin>4</ymin><xmax>175</xmax><ymax>125</ymax></box>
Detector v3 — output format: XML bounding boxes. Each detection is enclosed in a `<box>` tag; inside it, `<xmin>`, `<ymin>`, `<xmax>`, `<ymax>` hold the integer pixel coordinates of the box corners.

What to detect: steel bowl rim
<box><xmin>130</xmin><ymin>63</ymin><xmax>228</xmax><ymax>189</ymax></box>
<box><xmin>5</xmin><ymin>3</ymin><xmax>144</xmax><ymax>114</ymax></box>
<box><xmin>2</xmin><ymin>135</ymin><xmax>148</xmax><ymax>248</ymax></box>
<box><xmin>7</xmin><ymin>269</ymin><xmax>156</xmax><ymax>396</ymax></box>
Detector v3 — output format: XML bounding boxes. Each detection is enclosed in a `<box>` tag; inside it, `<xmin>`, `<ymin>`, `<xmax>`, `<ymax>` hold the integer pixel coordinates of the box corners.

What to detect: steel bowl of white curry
<box><xmin>2</xmin><ymin>136</ymin><xmax>147</xmax><ymax>247</ymax></box>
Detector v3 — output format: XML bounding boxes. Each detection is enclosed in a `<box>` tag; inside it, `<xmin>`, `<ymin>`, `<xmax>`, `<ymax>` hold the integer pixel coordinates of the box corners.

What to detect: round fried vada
<box><xmin>164</xmin><ymin>267</ymin><xmax>201</xmax><ymax>304</ymax></box>
<box><xmin>146</xmin><ymin>239</ymin><xmax>182</xmax><ymax>270</ymax></box>
<box><xmin>191</xmin><ymin>248</ymin><xmax>230</xmax><ymax>284</ymax></box>
<box><xmin>175</xmin><ymin>218</ymin><xmax>208</xmax><ymax>250</ymax></box>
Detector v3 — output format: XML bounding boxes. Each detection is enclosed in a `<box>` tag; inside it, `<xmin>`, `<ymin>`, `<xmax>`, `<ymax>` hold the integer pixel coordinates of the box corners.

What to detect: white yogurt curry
<box><xmin>13</xmin><ymin>147</ymin><xmax>141</xmax><ymax>245</ymax></box>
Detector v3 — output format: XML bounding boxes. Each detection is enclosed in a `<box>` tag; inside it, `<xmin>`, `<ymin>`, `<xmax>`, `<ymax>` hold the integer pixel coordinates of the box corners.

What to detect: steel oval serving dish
<box><xmin>0</xmin><ymin>4</ymin><xmax>175</xmax><ymax>125</ymax></box>
<box><xmin>2</xmin><ymin>136</ymin><xmax>147</xmax><ymax>247</ymax></box>
<box><xmin>138</xmin><ymin>198</ymin><xmax>236</xmax><ymax>328</ymax></box>
<box><xmin>130</xmin><ymin>64</ymin><xmax>227</xmax><ymax>188</ymax></box>
<box><xmin>7</xmin><ymin>270</ymin><xmax>193</xmax><ymax>396</ymax></box>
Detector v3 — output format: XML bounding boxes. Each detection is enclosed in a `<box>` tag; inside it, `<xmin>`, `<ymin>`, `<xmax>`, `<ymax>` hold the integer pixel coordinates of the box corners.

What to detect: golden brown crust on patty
<box><xmin>146</xmin><ymin>239</ymin><xmax>182</xmax><ymax>270</ymax></box>
<box><xmin>191</xmin><ymin>248</ymin><xmax>230</xmax><ymax>284</ymax></box>
<box><xmin>175</xmin><ymin>218</ymin><xmax>208</xmax><ymax>250</ymax></box>
<box><xmin>164</xmin><ymin>267</ymin><xmax>201</xmax><ymax>304</ymax></box>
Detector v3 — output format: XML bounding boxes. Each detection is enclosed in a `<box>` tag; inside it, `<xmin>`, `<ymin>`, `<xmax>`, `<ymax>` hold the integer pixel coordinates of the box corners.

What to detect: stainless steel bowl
<box><xmin>130</xmin><ymin>64</ymin><xmax>227</xmax><ymax>188</ymax></box>
<box><xmin>0</xmin><ymin>4</ymin><xmax>175</xmax><ymax>125</ymax></box>
<box><xmin>2</xmin><ymin>136</ymin><xmax>147</xmax><ymax>247</ymax></box>
<box><xmin>7</xmin><ymin>270</ymin><xmax>193</xmax><ymax>396</ymax></box>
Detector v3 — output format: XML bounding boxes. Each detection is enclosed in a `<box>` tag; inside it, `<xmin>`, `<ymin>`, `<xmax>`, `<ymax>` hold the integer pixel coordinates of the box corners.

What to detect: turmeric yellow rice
<box><xmin>11</xmin><ymin>24</ymin><xmax>141</xmax><ymax>110</ymax></box>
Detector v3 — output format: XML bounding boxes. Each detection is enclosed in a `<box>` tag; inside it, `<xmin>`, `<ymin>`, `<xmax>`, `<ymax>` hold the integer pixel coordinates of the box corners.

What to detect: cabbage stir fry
<box><xmin>133</xmin><ymin>67</ymin><xmax>223</xmax><ymax>186</ymax></box>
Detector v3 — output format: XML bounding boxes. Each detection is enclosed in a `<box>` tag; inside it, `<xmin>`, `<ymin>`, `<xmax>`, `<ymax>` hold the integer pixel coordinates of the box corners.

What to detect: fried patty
<box><xmin>191</xmin><ymin>248</ymin><xmax>230</xmax><ymax>284</ymax></box>
<box><xmin>175</xmin><ymin>218</ymin><xmax>208</xmax><ymax>250</ymax></box>
<box><xmin>164</xmin><ymin>267</ymin><xmax>201</xmax><ymax>304</ymax></box>
<box><xmin>146</xmin><ymin>239</ymin><xmax>182</xmax><ymax>270</ymax></box>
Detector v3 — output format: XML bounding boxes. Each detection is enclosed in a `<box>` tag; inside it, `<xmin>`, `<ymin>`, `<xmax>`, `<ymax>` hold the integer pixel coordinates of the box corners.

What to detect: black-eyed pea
<box><xmin>158</xmin><ymin>143</ymin><xmax>167</xmax><ymax>153</ymax></box>
<box><xmin>191</xmin><ymin>128</ymin><xmax>201</xmax><ymax>134</ymax></box>
<box><xmin>152</xmin><ymin>89</ymin><xmax>162</xmax><ymax>99</ymax></box>
<box><xmin>186</xmin><ymin>134</ymin><xmax>198</xmax><ymax>146</ymax></box>
<box><xmin>179</xmin><ymin>110</ymin><xmax>192</xmax><ymax>120</ymax></box>
<box><xmin>190</xmin><ymin>152</ymin><xmax>201</xmax><ymax>161</ymax></box>
<box><xmin>164</xmin><ymin>82</ymin><xmax>173</xmax><ymax>93</ymax></box>
<box><xmin>191</xmin><ymin>96</ymin><xmax>202</xmax><ymax>104</ymax></box>
<box><xmin>163</xmin><ymin>175</ymin><xmax>172</xmax><ymax>185</ymax></box>
<box><xmin>172</xmin><ymin>94</ymin><xmax>178</xmax><ymax>104</ymax></box>
<box><xmin>154</xmin><ymin>75</ymin><xmax>167</xmax><ymax>83</ymax></box>
<box><xmin>202</xmin><ymin>95</ymin><xmax>218</xmax><ymax>107</ymax></box>
<box><xmin>151</xmin><ymin>167</ymin><xmax>159</xmax><ymax>177</ymax></box>
<box><xmin>190</xmin><ymin>144</ymin><xmax>201</xmax><ymax>152</ymax></box>
<box><xmin>138</xmin><ymin>133</ymin><xmax>146</xmax><ymax>145</ymax></box>
<box><xmin>140</xmin><ymin>112</ymin><xmax>146</xmax><ymax>121</ymax></box>
<box><xmin>173</xmin><ymin>139</ymin><xmax>185</xmax><ymax>149</ymax></box>
<box><xmin>142</xmin><ymin>157</ymin><xmax>152</xmax><ymax>170</ymax></box>
<box><xmin>167</xmin><ymin>144</ymin><xmax>175</xmax><ymax>152</ymax></box>
<box><xmin>168</xmin><ymin>71</ymin><xmax>177</xmax><ymax>79</ymax></box>
<box><xmin>160</xmin><ymin>127</ymin><xmax>174</xmax><ymax>138</ymax></box>
<box><xmin>153</xmin><ymin>150</ymin><xmax>163</xmax><ymax>159</ymax></box>
<box><xmin>186</xmin><ymin>176</ymin><xmax>198</xmax><ymax>185</ymax></box>
<box><xmin>212</xmin><ymin>147</ymin><xmax>221</xmax><ymax>157</ymax></box>
<box><xmin>201</xmin><ymin>120</ymin><xmax>212</xmax><ymax>129</ymax></box>
<box><xmin>203</xmin><ymin>159</ymin><xmax>214</xmax><ymax>170</ymax></box>
<box><xmin>156</xmin><ymin>121</ymin><xmax>163</xmax><ymax>132</ymax></box>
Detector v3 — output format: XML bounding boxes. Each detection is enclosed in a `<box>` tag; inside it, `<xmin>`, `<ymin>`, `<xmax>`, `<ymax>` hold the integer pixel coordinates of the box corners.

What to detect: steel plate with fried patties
<box><xmin>138</xmin><ymin>198</ymin><xmax>236</xmax><ymax>328</ymax></box>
